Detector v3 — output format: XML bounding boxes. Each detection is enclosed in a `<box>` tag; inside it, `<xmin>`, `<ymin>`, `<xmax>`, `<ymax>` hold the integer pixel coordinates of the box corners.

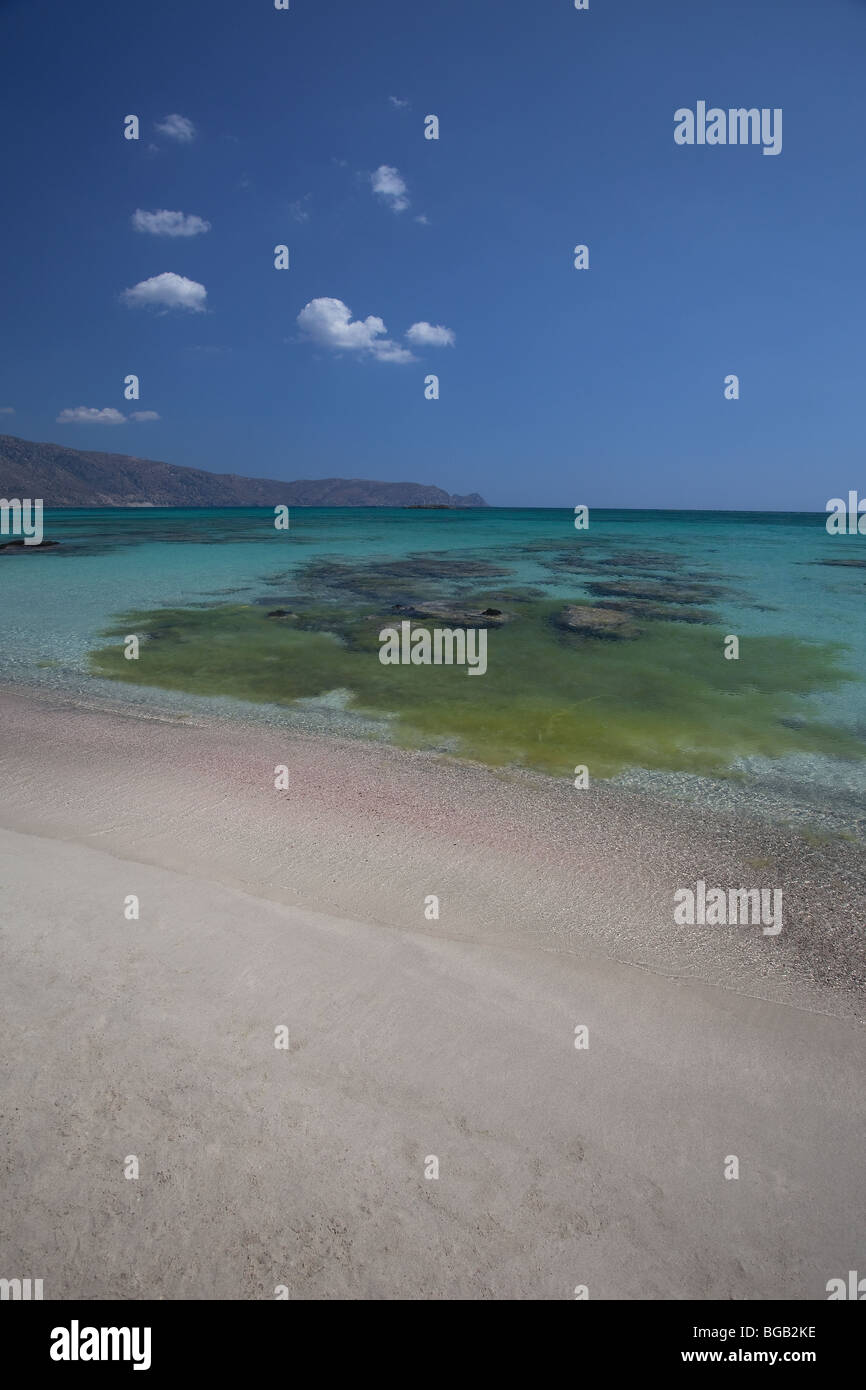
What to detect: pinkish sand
<box><xmin>0</xmin><ymin>683</ymin><xmax>864</xmax><ymax>1299</ymax></box>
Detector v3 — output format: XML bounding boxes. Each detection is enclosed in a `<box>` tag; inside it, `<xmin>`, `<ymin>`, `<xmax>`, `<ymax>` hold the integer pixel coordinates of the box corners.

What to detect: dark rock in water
<box><xmin>531</xmin><ymin>543</ymin><xmax>683</xmax><ymax>577</ymax></box>
<box><xmin>406</xmin><ymin>600</ymin><xmax>511</xmax><ymax>627</ymax></box>
<box><xmin>297</xmin><ymin>553</ymin><xmax>512</xmax><ymax>600</ymax></box>
<box><xmin>0</xmin><ymin>538</ymin><xmax>59</xmax><ymax>553</ymax></box>
<box><xmin>586</xmin><ymin>578</ymin><xmax>724</xmax><ymax>604</ymax></box>
<box><xmin>486</xmin><ymin>586</ymin><xmax>546</xmax><ymax>601</ymax></box>
<box><xmin>266</xmin><ymin>609</ymin><xmax>296</xmax><ymax>618</ymax></box>
<box><xmin>589</xmin><ymin>550</ymin><xmax>682</xmax><ymax>572</ymax></box>
<box><xmin>554</xmin><ymin>604</ymin><xmax>640</xmax><ymax>639</ymax></box>
<box><xmin>604</xmin><ymin>600</ymin><xmax>716</xmax><ymax>625</ymax></box>
<box><xmin>813</xmin><ymin>558</ymin><xmax>866</xmax><ymax>569</ymax></box>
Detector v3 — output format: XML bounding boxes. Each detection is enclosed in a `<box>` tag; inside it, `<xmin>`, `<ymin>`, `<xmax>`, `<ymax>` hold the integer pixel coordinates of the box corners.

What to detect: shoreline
<box><xmin>1</xmin><ymin>680</ymin><xmax>863</xmax><ymax>1015</ymax></box>
<box><xmin>6</xmin><ymin>664</ymin><xmax>866</xmax><ymax>842</ymax></box>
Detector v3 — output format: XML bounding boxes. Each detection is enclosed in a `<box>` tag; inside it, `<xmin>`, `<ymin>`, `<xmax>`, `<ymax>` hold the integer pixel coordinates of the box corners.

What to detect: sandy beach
<box><xmin>1</xmin><ymin>683</ymin><xmax>864</xmax><ymax>1299</ymax></box>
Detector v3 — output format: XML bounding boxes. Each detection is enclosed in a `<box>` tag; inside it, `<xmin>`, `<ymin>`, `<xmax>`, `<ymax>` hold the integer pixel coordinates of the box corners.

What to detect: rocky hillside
<box><xmin>0</xmin><ymin>435</ymin><xmax>486</xmax><ymax>508</ymax></box>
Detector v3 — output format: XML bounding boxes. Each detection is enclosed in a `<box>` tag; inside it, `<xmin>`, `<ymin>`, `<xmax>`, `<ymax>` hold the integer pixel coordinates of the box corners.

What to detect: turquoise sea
<box><xmin>2</xmin><ymin>506</ymin><xmax>865</xmax><ymax>836</ymax></box>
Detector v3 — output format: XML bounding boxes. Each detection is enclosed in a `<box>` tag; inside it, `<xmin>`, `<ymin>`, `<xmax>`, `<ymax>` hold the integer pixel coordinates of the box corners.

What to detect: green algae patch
<box><xmin>89</xmin><ymin>600</ymin><xmax>866</xmax><ymax>778</ymax></box>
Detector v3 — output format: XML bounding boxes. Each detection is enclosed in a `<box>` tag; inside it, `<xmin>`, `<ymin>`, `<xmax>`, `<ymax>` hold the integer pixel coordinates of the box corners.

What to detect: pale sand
<box><xmin>0</xmin><ymin>684</ymin><xmax>864</xmax><ymax>1299</ymax></box>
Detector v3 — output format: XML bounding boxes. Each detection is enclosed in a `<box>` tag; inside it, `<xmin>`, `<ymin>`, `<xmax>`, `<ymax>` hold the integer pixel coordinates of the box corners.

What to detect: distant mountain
<box><xmin>0</xmin><ymin>435</ymin><xmax>487</xmax><ymax>508</ymax></box>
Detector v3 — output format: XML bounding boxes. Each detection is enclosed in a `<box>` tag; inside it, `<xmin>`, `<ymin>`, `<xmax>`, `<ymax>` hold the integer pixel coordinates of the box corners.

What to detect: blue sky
<box><xmin>1</xmin><ymin>0</ymin><xmax>865</xmax><ymax>508</ymax></box>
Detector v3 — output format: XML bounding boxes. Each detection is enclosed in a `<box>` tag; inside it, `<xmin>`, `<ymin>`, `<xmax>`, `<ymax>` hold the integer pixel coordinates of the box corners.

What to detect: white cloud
<box><xmin>368</xmin><ymin>339</ymin><xmax>415</xmax><ymax>364</ymax></box>
<box><xmin>132</xmin><ymin>208</ymin><xmax>211</xmax><ymax>237</ymax></box>
<box><xmin>414</xmin><ymin>214</ymin><xmax>430</xmax><ymax>225</ymax></box>
<box><xmin>297</xmin><ymin>297</ymin><xmax>415</xmax><ymax>364</ymax></box>
<box><xmin>56</xmin><ymin>407</ymin><xmax>161</xmax><ymax>425</ymax></box>
<box><xmin>288</xmin><ymin>195</ymin><xmax>312</xmax><ymax>223</ymax></box>
<box><xmin>371</xmin><ymin>164</ymin><xmax>409</xmax><ymax>213</ymax></box>
<box><xmin>121</xmin><ymin>272</ymin><xmax>207</xmax><ymax>313</ymax></box>
<box><xmin>0</xmin><ymin>406</ymin><xmax>14</xmax><ymax>415</ymax></box>
<box><xmin>57</xmin><ymin>407</ymin><xmax>126</xmax><ymax>425</ymax></box>
<box><xmin>406</xmin><ymin>321</ymin><xmax>456</xmax><ymax>347</ymax></box>
<box><xmin>389</xmin><ymin>96</ymin><xmax>409</xmax><ymax>109</ymax></box>
<box><xmin>155</xmin><ymin>113</ymin><xmax>196</xmax><ymax>143</ymax></box>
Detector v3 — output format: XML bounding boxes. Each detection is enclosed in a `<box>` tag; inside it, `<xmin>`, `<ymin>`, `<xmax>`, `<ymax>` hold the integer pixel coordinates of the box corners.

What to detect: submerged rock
<box><xmin>403</xmin><ymin>600</ymin><xmax>512</xmax><ymax>627</ymax></box>
<box><xmin>588</xmin><ymin>551</ymin><xmax>682</xmax><ymax>571</ymax></box>
<box><xmin>0</xmin><ymin>538</ymin><xmax>59</xmax><ymax>553</ymax></box>
<box><xmin>544</xmin><ymin>549</ymin><xmax>681</xmax><ymax>575</ymax></box>
<box><xmin>813</xmin><ymin>558</ymin><xmax>866</xmax><ymax>569</ymax></box>
<box><xmin>604</xmin><ymin>600</ymin><xmax>716</xmax><ymax>625</ymax></box>
<box><xmin>484</xmin><ymin>586</ymin><xmax>546</xmax><ymax>601</ymax></box>
<box><xmin>586</xmin><ymin>578</ymin><xmax>724</xmax><ymax>604</ymax></box>
<box><xmin>554</xmin><ymin>604</ymin><xmax>640</xmax><ymax>639</ymax></box>
<box><xmin>299</xmin><ymin>553</ymin><xmax>511</xmax><ymax>597</ymax></box>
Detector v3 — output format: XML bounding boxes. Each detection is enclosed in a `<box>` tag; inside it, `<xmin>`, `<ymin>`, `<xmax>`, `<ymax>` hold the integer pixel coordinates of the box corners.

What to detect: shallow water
<box><xmin>2</xmin><ymin>505</ymin><xmax>865</xmax><ymax>832</ymax></box>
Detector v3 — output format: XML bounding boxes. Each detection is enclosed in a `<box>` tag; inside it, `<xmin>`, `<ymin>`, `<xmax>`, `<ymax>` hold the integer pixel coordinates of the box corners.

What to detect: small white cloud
<box><xmin>121</xmin><ymin>272</ymin><xmax>207</xmax><ymax>313</ymax></box>
<box><xmin>414</xmin><ymin>214</ymin><xmax>430</xmax><ymax>225</ymax></box>
<box><xmin>56</xmin><ymin>407</ymin><xmax>161</xmax><ymax>424</ymax></box>
<box><xmin>389</xmin><ymin>96</ymin><xmax>409</xmax><ymax>109</ymax></box>
<box><xmin>0</xmin><ymin>406</ymin><xmax>14</xmax><ymax>415</ymax></box>
<box><xmin>297</xmin><ymin>297</ymin><xmax>414</xmax><ymax>364</ymax></box>
<box><xmin>132</xmin><ymin>208</ymin><xmax>211</xmax><ymax>237</ymax></box>
<box><xmin>369</xmin><ymin>339</ymin><xmax>416</xmax><ymax>364</ymax></box>
<box><xmin>156</xmin><ymin>113</ymin><xmax>196</xmax><ymax>143</ymax></box>
<box><xmin>288</xmin><ymin>195</ymin><xmax>312</xmax><ymax>223</ymax></box>
<box><xmin>371</xmin><ymin>164</ymin><xmax>409</xmax><ymax>213</ymax></box>
<box><xmin>406</xmin><ymin>321</ymin><xmax>455</xmax><ymax>348</ymax></box>
<box><xmin>57</xmin><ymin>407</ymin><xmax>126</xmax><ymax>425</ymax></box>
